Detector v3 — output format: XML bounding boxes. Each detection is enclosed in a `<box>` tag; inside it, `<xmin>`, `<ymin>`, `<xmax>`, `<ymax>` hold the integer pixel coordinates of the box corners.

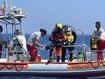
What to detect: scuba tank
<box><xmin>77</xmin><ymin>51</ymin><xmax>84</xmax><ymax>62</ymax></box>
<box><xmin>90</xmin><ymin>38</ymin><xmax>97</xmax><ymax>50</ymax></box>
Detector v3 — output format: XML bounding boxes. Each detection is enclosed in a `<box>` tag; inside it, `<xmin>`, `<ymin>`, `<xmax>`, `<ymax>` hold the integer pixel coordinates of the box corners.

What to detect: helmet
<box><xmin>56</xmin><ymin>23</ymin><xmax>63</xmax><ymax>29</ymax></box>
<box><xmin>68</xmin><ymin>27</ymin><xmax>72</xmax><ymax>31</ymax></box>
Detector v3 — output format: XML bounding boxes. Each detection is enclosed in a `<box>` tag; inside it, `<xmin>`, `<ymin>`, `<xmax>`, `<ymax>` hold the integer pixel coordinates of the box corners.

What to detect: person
<box><xmin>8</xmin><ymin>29</ymin><xmax>28</xmax><ymax>61</ymax></box>
<box><xmin>91</xmin><ymin>21</ymin><xmax>105</xmax><ymax>61</ymax></box>
<box><xmin>47</xmin><ymin>23</ymin><xmax>63</xmax><ymax>63</ymax></box>
<box><xmin>27</xmin><ymin>28</ymin><xmax>47</xmax><ymax>62</ymax></box>
<box><xmin>62</xmin><ymin>25</ymin><xmax>77</xmax><ymax>62</ymax></box>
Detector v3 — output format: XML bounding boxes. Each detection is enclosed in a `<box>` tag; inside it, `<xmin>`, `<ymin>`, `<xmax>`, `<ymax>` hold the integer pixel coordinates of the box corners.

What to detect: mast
<box><xmin>9</xmin><ymin>0</ymin><xmax>12</xmax><ymax>9</ymax></box>
<box><xmin>0</xmin><ymin>0</ymin><xmax>26</xmax><ymax>61</ymax></box>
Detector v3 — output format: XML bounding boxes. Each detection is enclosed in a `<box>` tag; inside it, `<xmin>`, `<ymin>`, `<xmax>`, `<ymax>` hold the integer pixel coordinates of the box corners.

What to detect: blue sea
<box><xmin>0</xmin><ymin>34</ymin><xmax>105</xmax><ymax>79</ymax></box>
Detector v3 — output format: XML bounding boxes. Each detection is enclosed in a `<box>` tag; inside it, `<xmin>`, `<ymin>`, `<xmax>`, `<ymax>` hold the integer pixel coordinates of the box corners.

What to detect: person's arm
<box><xmin>90</xmin><ymin>34</ymin><xmax>100</xmax><ymax>39</ymax></box>
<box><xmin>9</xmin><ymin>37</ymin><xmax>16</xmax><ymax>50</ymax></box>
<box><xmin>32</xmin><ymin>36</ymin><xmax>44</xmax><ymax>48</ymax></box>
<box><xmin>63</xmin><ymin>33</ymin><xmax>67</xmax><ymax>41</ymax></box>
<box><xmin>90</xmin><ymin>30</ymin><xmax>100</xmax><ymax>39</ymax></box>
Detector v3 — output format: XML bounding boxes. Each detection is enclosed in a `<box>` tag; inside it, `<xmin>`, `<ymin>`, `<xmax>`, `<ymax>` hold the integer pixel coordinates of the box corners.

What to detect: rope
<box><xmin>5</xmin><ymin>64</ymin><xmax>15</xmax><ymax>70</ymax></box>
<box><xmin>0</xmin><ymin>64</ymin><xmax>24</xmax><ymax>71</ymax></box>
<box><xmin>88</xmin><ymin>61</ymin><xmax>101</xmax><ymax>69</ymax></box>
<box><xmin>0</xmin><ymin>65</ymin><xmax>5</xmax><ymax>70</ymax></box>
<box><xmin>15</xmin><ymin>65</ymin><xmax>23</xmax><ymax>71</ymax></box>
<box><xmin>100</xmin><ymin>61</ymin><xmax>105</xmax><ymax>66</ymax></box>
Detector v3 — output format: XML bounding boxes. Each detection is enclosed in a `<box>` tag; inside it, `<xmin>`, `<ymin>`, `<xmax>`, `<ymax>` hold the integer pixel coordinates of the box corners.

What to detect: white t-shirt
<box><xmin>93</xmin><ymin>28</ymin><xmax>104</xmax><ymax>36</ymax></box>
<box><xmin>93</xmin><ymin>28</ymin><xmax>105</xmax><ymax>40</ymax></box>
<box><xmin>100</xmin><ymin>32</ymin><xmax>105</xmax><ymax>40</ymax></box>
<box><xmin>27</xmin><ymin>31</ymin><xmax>41</xmax><ymax>46</ymax></box>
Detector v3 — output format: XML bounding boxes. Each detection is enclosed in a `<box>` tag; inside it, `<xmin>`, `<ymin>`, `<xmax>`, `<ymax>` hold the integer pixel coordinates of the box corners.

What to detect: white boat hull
<box><xmin>0</xmin><ymin>60</ymin><xmax>104</xmax><ymax>78</ymax></box>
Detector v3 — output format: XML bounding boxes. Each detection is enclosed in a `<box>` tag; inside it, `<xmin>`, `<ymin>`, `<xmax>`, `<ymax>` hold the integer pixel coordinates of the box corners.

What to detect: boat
<box><xmin>0</xmin><ymin>1</ymin><xmax>105</xmax><ymax>78</ymax></box>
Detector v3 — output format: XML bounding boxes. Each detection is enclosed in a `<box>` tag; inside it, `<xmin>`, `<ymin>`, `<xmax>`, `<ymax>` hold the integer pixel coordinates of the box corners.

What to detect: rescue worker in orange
<box><xmin>47</xmin><ymin>23</ymin><xmax>63</xmax><ymax>62</ymax></box>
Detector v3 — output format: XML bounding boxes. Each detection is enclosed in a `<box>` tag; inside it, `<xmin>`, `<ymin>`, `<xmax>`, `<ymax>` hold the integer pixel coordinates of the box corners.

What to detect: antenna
<box><xmin>8</xmin><ymin>0</ymin><xmax>16</xmax><ymax>14</ymax></box>
<box><xmin>9</xmin><ymin>0</ymin><xmax>12</xmax><ymax>11</ymax></box>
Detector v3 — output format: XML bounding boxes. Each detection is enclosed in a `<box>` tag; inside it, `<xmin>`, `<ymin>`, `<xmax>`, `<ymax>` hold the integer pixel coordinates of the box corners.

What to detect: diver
<box><xmin>62</xmin><ymin>25</ymin><xmax>77</xmax><ymax>62</ymax></box>
<box><xmin>47</xmin><ymin>23</ymin><xmax>63</xmax><ymax>63</ymax></box>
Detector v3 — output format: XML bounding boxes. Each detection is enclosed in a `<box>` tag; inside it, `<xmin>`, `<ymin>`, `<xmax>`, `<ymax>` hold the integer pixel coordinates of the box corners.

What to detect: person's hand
<box><xmin>90</xmin><ymin>35</ymin><xmax>94</xmax><ymax>38</ymax></box>
<box><xmin>40</xmin><ymin>45</ymin><xmax>45</xmax><ymax>48</ymax></box>
<box><xmin>58</xmin><ymin>39</ymin><xmax>62</xmax><ymax>42</ymax></box>
<box><xmin>90</xmin><ymin>35</ymin><xmax>99</xmax><ymax>39</ymax></box>
<box><xmin>45</xmin><ymin>45</ymin><xmax>50</xmax><ymax>50</ymax></box>
<box><xmin>40</xmin><ymin>45</ymin><xmax>46</xmax><ymax>50</ymax></box>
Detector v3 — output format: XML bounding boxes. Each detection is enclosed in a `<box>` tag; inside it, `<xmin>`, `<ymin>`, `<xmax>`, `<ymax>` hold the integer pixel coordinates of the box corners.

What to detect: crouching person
<box><xmin>27</xmin><ymin>28</ymin><xmax>47</xmax><ymax>62</ymax></box>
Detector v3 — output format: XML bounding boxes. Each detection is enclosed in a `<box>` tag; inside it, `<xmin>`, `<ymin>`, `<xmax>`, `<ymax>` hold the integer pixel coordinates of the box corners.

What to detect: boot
<box><xmin>69</xmin><ymin>52</ymin><xmax>73</xmax><ymax>61</ymax></box>
<box><xmin>46</xmin><ymin>57</ymin><xmax>53</xmax><ymax>65</ymax></box>
<box><xmin>57</xmin><ymin>56</ymin><xmax>60</xmax><ymax>62</ymax></box>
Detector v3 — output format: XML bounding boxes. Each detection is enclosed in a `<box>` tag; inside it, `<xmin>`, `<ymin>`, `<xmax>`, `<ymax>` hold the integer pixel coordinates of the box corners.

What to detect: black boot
<box><xmin>69</xmin><ymin>52</ymin><xmax>73</xmax><ymax>61</ymax></box>
<box><xmin>46</xmin><ymin>57</ymin><xmax>53</xmax><ymax>65</ymax></box>
<box><xmin>57</xmin><ymin>56</ymin><xmax>60</xmax><ymax>62</ymax></box>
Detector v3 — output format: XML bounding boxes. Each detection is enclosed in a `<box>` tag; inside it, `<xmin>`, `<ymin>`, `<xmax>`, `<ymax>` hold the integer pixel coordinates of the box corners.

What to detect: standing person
<box><xmin>8</xmin><ymin>29</ymin><xmax>20</xmax><ymax>57</ymax></box>
<box><xmin>62</xmin><ymin>25</ymin><xmax>77</xmax><ymax>62</ymax></box>
<box><xmin>27</xmin><ymin>28</ymin><xmax>47</xmax><ymax>62</ymax></box>
<box><xmin>47</xmin><ymin>23</ymin><xmax>63</xmax><ymax>63</ymax></box>
<box><xmin>8</xmin><ymin>29</ymin><xmax>28</xmax><ymax>61</ymax></box>
<box><xmin>91</xmin><ymin>21</ymin><xmax>105</xmax><ymax>61</ymax></box>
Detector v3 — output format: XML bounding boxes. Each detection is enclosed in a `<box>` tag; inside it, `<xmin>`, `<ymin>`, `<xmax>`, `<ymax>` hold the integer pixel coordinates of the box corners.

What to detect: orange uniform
<box><xmin>49</xmin><ymin>28</ymin><xmax>63</xmax><ymax>62</ymax></box>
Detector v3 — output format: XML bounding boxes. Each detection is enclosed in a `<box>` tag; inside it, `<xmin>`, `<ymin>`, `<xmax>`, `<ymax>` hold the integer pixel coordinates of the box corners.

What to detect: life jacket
<box><xmin>67</xmin><ymin>31</ymin><xmax>74</xmax><ymax>43</ymax></box>
<box><xmin>63</xmin><ymin>31</ymin><xmax>74</xmax><ymax>46</ymax></box>
<box><xmin>90</xmin><ymin>38</ymin><xmax>97</xmax><ymax>50</ymax></box>
<box><xmin>62</xmin><ymin>25</ymin><xmax>77</xmax><ymax>45</ymax></box>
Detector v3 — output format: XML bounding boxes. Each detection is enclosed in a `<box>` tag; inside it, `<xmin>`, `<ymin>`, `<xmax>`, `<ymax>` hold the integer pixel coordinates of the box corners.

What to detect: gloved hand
<box><xmin>45</xmin><ymin>45</ymin><xmax>50</xmax><ymax>50</ymax></box>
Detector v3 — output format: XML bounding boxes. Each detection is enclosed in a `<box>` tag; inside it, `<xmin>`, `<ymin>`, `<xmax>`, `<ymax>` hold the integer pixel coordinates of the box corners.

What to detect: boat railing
<box><xmin>62</xmin><ymin>43</ymin><xmax>90</xmax><ymax>50</ymax></box>
<box><xmin>0</xmin><ymin>38</ymin><xmax>102</xmax><ymax>63</ymax></box>
<box><xmin>59</xmin><ymin>49</ymin><xmax>105</xmax><ymax>63</ymax></box>
<box><xmin>0</xmin><ymin>47</ymin><xmax>105</xmax><ymax>62</ymax></box>
<box><xmin>54</xmin><ymin>27</ymin><xmax>105</xmax><ymax>62</ymax></box>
